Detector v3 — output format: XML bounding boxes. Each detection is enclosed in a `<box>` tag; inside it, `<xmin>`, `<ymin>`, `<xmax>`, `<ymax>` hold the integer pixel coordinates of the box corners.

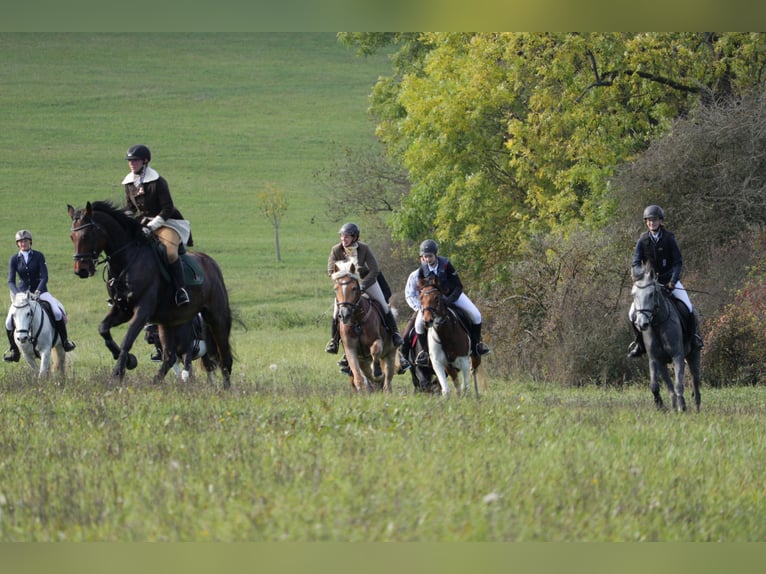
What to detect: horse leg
<box><xmin>39</xmin><ymin>349</ymin><xmax>52</xmax><ymax>377</ymax></box>
<box><xmin>672</xmin><ymin>357</ymin><xmax>687</xmax><ymax>413</ymax></box>
<box><xmin>687</xmin><ymin>352</ymin><xmax>702</xmax><ymax>412</ymax></box>
<box><xmin>201</xmin><ymin>310</ymin><xmax>232</xmax><ymax>389</ymax></box>
<box><xmin>98</xmin><ymin>307</ymin><xmax>139</xmax><ymax>379</ymax></box>
<box><xmin>648</xmin><ymin>359</ymin><xmax>665</xmax><ymax>410</ymax></box>
<box><xmin>106</xmin><ymin>310</ymin><xmax>149</xmax><ymax>381</ymax></box>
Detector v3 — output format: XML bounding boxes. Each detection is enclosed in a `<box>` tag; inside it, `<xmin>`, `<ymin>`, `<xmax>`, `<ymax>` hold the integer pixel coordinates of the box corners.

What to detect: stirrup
<box><xmin>397</xmin><ymin>356</ymin><xmax>412</xmax><ymax>375</ymax></box>
<box><xmin>63</xmin><ymin>340</ymin><xmax>76</xmax><ymax>352</ymax></box>
<box><xmin>693</xmin><ymin>335</ymin><xmax>705</xmax><ymax>350</ymax></box>
<box><xmin>339</xmin><ymin>364</ymin><xmax>352</xmax><ymax>375</ymax></box>
<box><xmin>415</xmin><ymin>350</ymin><xmax>430</xmax><ymax>367</ymax></box>
<box><xmin>392</xmin><ymin>333</ymin><xmax>404</xmax><ymax>346</ymax></box>
<box><xmin>175</xmin><ymin>288</ymin><xmax>190</xmax><ymax>306</ymax></box>
<box><xmin>151</xmin><ymin>350</ymin><xmax>163</xmax><ymax>362</ymax></box>
<box><xmin>325</xmin><ymin>340</ymin><xmax>339</xmax><ymax>354</ymax></box>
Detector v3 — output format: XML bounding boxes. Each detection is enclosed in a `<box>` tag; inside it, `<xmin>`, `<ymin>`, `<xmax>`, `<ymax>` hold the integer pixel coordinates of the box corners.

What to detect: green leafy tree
<box><xmin>342</xmin><ymin>32</ymin><xmax>766</xmax><ymax>275</ymax></box>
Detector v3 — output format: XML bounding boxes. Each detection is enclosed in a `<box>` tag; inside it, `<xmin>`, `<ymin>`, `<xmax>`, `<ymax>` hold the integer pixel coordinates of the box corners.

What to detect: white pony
<box><xmin>10</xmin><ymin>291</ymin><xmax>66</xmax><ymax>377</ymax></box>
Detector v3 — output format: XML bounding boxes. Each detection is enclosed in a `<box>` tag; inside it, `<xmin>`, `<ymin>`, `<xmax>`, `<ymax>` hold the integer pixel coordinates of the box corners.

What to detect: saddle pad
<box><xmin>181</xmin><ymin>254</ymin><xmax>204</xmax><ymax>286</ymax></box>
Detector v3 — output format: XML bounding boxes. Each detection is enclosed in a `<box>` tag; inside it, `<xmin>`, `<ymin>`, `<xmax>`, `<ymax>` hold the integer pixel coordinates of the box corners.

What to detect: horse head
<box><xmin>631</xmin><ymin>266</ymin><xmax>664</xmax><ymax>331</ymax></box>
<box><xmin>418</xmin><ymin>274</ymin><xmax>445</xmax><ymax>328</ymax></box>
<box><xmin>332</xmin><ymin>261</ymin><xmax>363</xmax><ymax>324</ymax></box>
<box><xmin>11</xmin><ymin>292</ymin><xmax>35</xmax><ymax>344</ymax></box>
<box><xmin>69</xmin><ymin>202</ymin><xmax>104</xmax><ymax>278</ymax></box>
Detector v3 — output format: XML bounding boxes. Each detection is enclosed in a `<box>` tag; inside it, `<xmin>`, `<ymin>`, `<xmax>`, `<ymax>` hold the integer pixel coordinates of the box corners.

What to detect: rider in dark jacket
<box><xmin>412</xmin><ymin>239</ymin><xmax>490</xmax><ymax>365</ymax></box>
<box><xmin>4</xmin><ymin>229</ymin><xmax>76</xmax><ymax>362</ymax></box>
<box><xmin>628</xmin><ymin>204</ymin><xmax>704</xmax><ymax>357</ymax></box>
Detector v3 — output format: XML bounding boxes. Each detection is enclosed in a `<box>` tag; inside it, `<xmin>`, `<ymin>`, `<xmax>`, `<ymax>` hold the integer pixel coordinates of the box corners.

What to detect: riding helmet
<box><xmin>643</xmin><ymin>205</ymin><xmax>665</xmax><ymax>220</ymax></box>
<box><xmin>339</xmin><ymin>223</ymin><xmax>360</xmax><ymax>238</ymax></box>
<box><xmin>125</xmin><ymin>144</ymin><xmax>151</xmax><ymax>162</ymax></box>
<box><xmin>15</xmin><ymin>229</ymin><xmax>32</xmax><ymax>243</ymax></box>
<box><xmin>419</xmin><ymin>239</ymin><xmax>438</xmax><ymax>256</ymax></box>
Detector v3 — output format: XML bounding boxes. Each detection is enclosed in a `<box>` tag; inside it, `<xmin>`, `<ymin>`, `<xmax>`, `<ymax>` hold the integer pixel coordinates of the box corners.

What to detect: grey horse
<box><xmin>631</xmin><ymin>266</ymin><xmax>702</xmax><ymax>412</ymax></box>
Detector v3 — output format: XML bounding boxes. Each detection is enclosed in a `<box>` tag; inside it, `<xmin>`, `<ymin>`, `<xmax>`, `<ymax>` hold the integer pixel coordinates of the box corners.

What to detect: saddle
<box><xmin>149</xmin><ymin>242</ymin><xmax>204</xmax><ymax>287</ymax></box>
<box><xmin>669</xmin><ymin>295</ymin><xmax>694</xmax><ymax>344</ymax></box>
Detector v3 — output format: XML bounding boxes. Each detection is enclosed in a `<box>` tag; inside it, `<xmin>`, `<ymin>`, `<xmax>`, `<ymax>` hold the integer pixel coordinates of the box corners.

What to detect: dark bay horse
<box><xmin>631</xmin><ymin>266</ymin><xmax>701</xmax><ymax>412</ymax></box>
<box><xmin>68</xmin><ymin>201</ymin><xmax>233</xmax><ymax>388</ymax></box>
<box><xmin>418</xmin><ymin>275</ymin><xmax>481</xmax><ymax>397</ymax></box>
<box><xmin>332</xmin><ymin>260</ymin><xmax>396</xmax><ymax>392</ymax></box>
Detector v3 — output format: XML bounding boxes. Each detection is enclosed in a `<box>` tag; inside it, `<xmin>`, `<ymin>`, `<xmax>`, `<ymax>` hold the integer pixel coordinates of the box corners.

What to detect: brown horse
<box><xmin>332</xmin><ymin>260</ymin><xmax>396</xmax><ymax>392</ymax></box>
<box><xmin>68</xmin><ymin>201</ymin><xmax>233</xmax><ymax>388</ymax></box>
<box><xmin>419</xmin><ymin>274</ymin><xmax>481</xmax><ymax>397</ymax></box>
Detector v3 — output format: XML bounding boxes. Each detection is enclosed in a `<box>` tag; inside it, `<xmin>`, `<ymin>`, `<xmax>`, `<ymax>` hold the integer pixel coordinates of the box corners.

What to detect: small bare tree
<box><xmin>257</xmin><ymin>182</ymin><xmax>288</xmax><ymax>262</ymax></box>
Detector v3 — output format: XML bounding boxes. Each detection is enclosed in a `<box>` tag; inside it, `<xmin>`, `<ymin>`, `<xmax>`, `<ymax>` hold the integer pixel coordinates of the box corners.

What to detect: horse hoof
<box><xmin>126</xmin><ymin>354</ymin><xmax>138</xmax><ymax>370</ymax></box>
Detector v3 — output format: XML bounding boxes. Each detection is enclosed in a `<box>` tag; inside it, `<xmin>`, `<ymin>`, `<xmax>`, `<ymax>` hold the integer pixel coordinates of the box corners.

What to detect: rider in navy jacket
<box><xmin>628</xmin><ymin>205</ymin><xmax>704</xmax><ymax>357</ymax></box>
<box><xmin>411</xmin><ymin>239</ymin><xmax>490</xmax><ymax>365</ymax></box>
<box><xmin>4</xmin><ymin>229</ymin><xmax>76</xmax><ymax>362</ymax></box>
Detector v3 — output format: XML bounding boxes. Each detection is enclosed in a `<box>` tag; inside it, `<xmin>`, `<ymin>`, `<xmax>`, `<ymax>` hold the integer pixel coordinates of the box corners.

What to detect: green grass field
<box><xmin>1</xmin><ymin>34</ymin><xmax>765</xmax><ymax>542</ymax></box>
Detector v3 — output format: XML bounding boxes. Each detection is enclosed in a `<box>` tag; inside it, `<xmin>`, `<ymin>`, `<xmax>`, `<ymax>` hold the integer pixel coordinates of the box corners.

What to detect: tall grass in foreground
<box><xmin>1</xmin><ymin>375</ymin><xmax>764</xmax><ymax>542</ymax></box>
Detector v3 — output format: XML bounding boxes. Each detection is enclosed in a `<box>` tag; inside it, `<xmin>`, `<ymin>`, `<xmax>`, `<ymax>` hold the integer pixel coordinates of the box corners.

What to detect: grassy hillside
<box><xmin>0</xmin><ymin>33</ymin><xmax>390</xmax><ymax>381</ymax></box>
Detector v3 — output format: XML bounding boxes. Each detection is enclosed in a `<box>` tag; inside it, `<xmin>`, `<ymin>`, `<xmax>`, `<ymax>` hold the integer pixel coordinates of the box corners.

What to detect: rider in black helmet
<box><xmin>407</xmin><ymin>239</ymin><xmax>490</xmax><ymax>366</ymax></box>
<box><xmin>326</xmin><ymin>222</ymin><xmax>411</xmax><ymax>374</ymax></box>
<box><xmin>122</xmin><ymin>144</ymin><xmax>191</xmax><ymax>307</ymax></box>
<box><xmin>628</xmin><ymin>204</ymin><xmax>704</xmax><ymax>357</ymax></box>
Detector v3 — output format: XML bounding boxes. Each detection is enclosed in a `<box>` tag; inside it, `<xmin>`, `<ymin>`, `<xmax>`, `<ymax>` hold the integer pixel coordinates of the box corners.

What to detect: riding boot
<box><xmin>384</xmin><ymin>310</ymin><xmax>404</xmax><ymax>347</ymax></box>
<box><xmin>397</xmin><ymin>330</ymin><xmax>412</xmax><ymax>374</ymax></box>
<box><xmin>415</xmin><ymin>333</ymin><xmax>430</xmax><ymax>366</ymax></box>
<box><xmin>151</xmin><ymin>344</ymin><xmax>163</xmax><ymax>362</ymax></box>
<box><xmin>55</xmin><ymin>319</ymin><xmax>76</xmax><ymax>352</ymax></box>
<box><xmin>627</xmin><ymin>326</ymin><xmax>645</xmax><ymax>358</ymax></box>
<box><xmin>471</xmin><ymin>323</ymin><xmax>491</xmax><ymax>356</ymax></box>
<box><xmin>3</xmin><ymin>328</ymin><xmax>20</xmax><ymax>362</ymax></box>
<box><xmin>169</xmin><ymin>259</ymin><xmax>190</xmax><ymax>306</ymax></box>
<box><xmin>325</xmin><ymin>318</ymin><xmax>340</xmax><ymax>354</ymax></box>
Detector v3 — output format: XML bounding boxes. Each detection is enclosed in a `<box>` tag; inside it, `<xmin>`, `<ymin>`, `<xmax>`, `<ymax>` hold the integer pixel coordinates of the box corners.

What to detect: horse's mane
<box><xmin>632</xmin><ymin>263</ymin><xmax>656</xmax><ymax>286</ymax></box>
<box><xmin>91</xmin><ymin>200</ymin><xmax>142</xmax><ymax>234</ymax></box>
<box><xmin>331</xmin><ymin>260</ymin><xmax>361</xmax><ymax>282</ymax></box>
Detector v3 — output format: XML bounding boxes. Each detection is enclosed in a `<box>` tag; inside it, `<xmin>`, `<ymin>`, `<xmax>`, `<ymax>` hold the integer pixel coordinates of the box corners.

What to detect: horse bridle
<box><xmin>633</xmin><ymin>280</ymin><xmax>670</xmax><ymax>326</ymax></box>
<box><xmin>335</xmin><ymin>276</ymin><xmax>363</xmax><ymax>314</ymax></box>
<box><xmin>12</xmin><ymin>297</ymin><xmax>44</xmax><ymax>346</ymax></box>
<box><xmin>71</xmin><ymin>219</ymin><xmax>108</xmax><ymax>267</ymax></box>
<box><xmin>420</xmin><ymin>286</ymin><xmax>449</xmax><ymax>327</ymax></box>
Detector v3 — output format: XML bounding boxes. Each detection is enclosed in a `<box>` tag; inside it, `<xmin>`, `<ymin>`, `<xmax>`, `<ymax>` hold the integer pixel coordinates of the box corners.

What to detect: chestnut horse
<box><xmin>331</xmin><ymin>260</ymin><xmax>396</xmax><ymax>392</ymax></box>
<box><xmin>419</xmin><ymin>274</ymin><xmax>481</xmax><ymax>397</ymax></box>
<box><xmin>68</xmin><ymin>201</ymin><xmax>233</xmax><ymax>388</ymax></box>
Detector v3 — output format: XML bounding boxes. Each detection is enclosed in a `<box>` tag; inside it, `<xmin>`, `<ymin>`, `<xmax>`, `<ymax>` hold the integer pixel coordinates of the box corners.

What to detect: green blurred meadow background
<box><xmin>1</xmin><ymin>33</ymin><xmax>766</xmax><ymax>543</ymax></box>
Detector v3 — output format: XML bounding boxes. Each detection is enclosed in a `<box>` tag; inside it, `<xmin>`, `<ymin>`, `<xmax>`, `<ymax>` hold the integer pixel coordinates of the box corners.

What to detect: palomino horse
<box><xmin>332</xmin><ymin>260</ymin><xmax>396</xmax><ymax>392</ymax></box>
<box><xmin>418</xmin><ymin>274</ymin><xmax>481</xmax><ymax>397</ymax></box>
<box><xmin>10</xmin><ymin>291</ymin><xmax>66</xmax><ymax>377</ymax></box>
<box><xmin>144</xmin><ymin>313</ymin><xmax>217</xmax><ymax>383</ymax></box>
<box><xmin>631</xmin><ymin>266</ymin><xmax>701</xmax><ymax>412</ymax></box>
<box><xmin>68</xmin><ymin>201</ymin><xmax>233</xmax><ymax>388</ymax></box>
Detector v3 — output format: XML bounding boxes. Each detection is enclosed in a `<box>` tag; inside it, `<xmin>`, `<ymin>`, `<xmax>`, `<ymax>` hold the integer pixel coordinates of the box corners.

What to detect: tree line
<box><xmin>327</xmin><ymin>32</ymin><xmax>766</xmax><ymax>386</ymax></box>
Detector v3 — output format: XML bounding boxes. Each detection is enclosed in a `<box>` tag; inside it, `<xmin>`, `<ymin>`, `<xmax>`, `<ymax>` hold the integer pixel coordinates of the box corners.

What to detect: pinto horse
<box><xmin>68</xmin><ymin>201</ymin><xmax>233</xmax><ymax>388</ymax></box>
<box><xmin>631</xmin><ymin>266</ymin><xmax>701</xmax><ymax>412</ymax></box>
<box><xmin>418</xmin><ymin>274</ymin><xmax>480</xmax><ymax>397</ymax></box>
<box><xmin>332</xmin><ymin>260</ymin><xmax>396</xmax><ymax>392</ymax></box>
